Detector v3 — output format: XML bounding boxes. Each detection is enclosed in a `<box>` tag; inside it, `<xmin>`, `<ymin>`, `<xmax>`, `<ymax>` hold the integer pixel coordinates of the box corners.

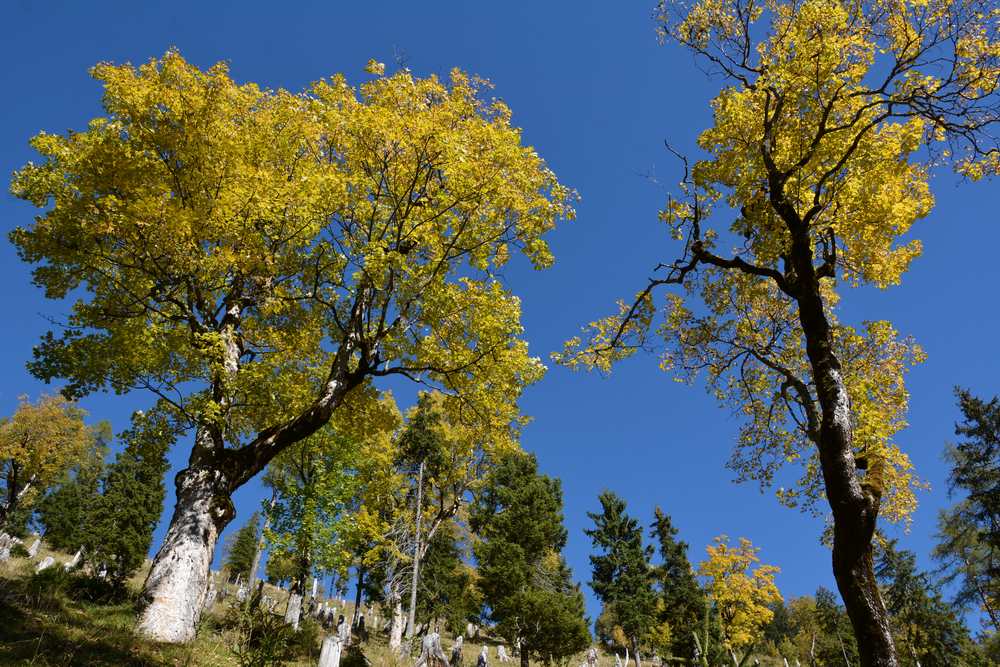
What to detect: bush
<box><xmin>288</xmin><ymin>617</ymin><xmax>322</xmax><ymax>658</ymax></box>
<box><xmin>227</xmin><ymin>599</ymin><xmax>296</xmax><ymax>667</ymax></box>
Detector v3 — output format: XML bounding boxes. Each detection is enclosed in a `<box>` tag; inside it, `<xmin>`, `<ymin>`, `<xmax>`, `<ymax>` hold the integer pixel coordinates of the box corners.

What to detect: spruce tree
<box><xmin>224</xmin><ymin>512</ymin><xmax>261</xmax><ymax>582</ymax></box>
<box><xmin>84</xmin><ymin>410</ymin><xmax>171</xmax><ymax>583</ymax></box>
<box><xmin>472</xmin><ymin>453</ymin><xmax>590</xmax><ymax>666</ymax></box>
<box><xmin>586</xmin><ymin>491</ymin><xmax>656</xmax><ymax>662</ymax></box>
<box><xmin>37</xmin><ymin>422</ymin><xmax>111</xmax><ymax>551</ymax></box>
<box><xmin>416</xmin><ymin>519</ymin><xmax>480</xmax><ymax>636</ymax></box>
<box><xmin>933</xmin><ymin>388</ymin><xmax>1000</xmax><ymax>631</ymax></box>
<box><xmin>649</xmin><ymin>507</ymin><xmax>706</xmax><ymax>661</ymax></box>
<box><xmin>876</xmin><ymin>541</ymin><xmax>983</xmax><ymax>666</ymax></box>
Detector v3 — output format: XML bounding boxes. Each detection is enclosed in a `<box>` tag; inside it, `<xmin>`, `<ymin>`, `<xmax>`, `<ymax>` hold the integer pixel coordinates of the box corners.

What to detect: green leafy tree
<box><xmin>650</xmin><ymin>506</ymin><xmax>706</xmax><ymax>660</ymax></box>
<box><xmin>10</xmin><ymin>51</ymin><xmax>570</xmax><ymax>642</ymax></box>
<box><xmin>586</xmin><ymin>491</ymin><xmax>657</xmax><ymax>664</ymax></box>
<box><xmin>225</xmin><ymin>513</ymin><xmax>261</xmax><ymax>583</ymax></box>
<box><xmin>934</xmin><ymin>388</ymin><xmax>1000</xmax><ymax>632</ymax></box>
<box><xmin>37</xmin><ymin>421</ymin><xmax>111</xmax><ymax>551</ymax></box>
<box><xmin>84</xmin><ymin>409</ymin><xmax>172</xmax><ymax>583</ymax></box>
<box><xmin>472</xmin><ymin>453</ymin><xmax>590</xmax><ymax>667</ymax></box>
<box><xmin>816</xmin><ymin>588</ymin><xmax>861</xmax><ymax>667</ymax></box>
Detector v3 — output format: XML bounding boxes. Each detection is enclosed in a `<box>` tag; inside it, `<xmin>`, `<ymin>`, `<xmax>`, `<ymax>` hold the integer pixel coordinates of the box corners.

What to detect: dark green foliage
<box><xmin>933</xmin><ymin>388</ymin><xmax>1000</xmax><ymax>632</ymax></box>
<box><xmin>586</xmin><ymin>491</ymin><xmax>656</xmax><ymax>657</ymax></box>
<box><xmin>417</xmin><ymin>519</ymin><xmax>480</xmax><ymax>635</ymax></box>
<box><xmin>37</xmin><ymin>422</ymin><xmax>110</xmax><ymax>551</ymax></box>
<box><xmin>876</xmin><ymin>540</ymin><xmax>981</xmax><ymax>667</ymax></box>
<box><xmin>471</xmin><ymin>452</ymin><xmax>590</xmax><ymax>664</ymax></box>
<box><xmin>649</xmin><ymin>506</ymin><xmax>706</xmax><ymax>660</ymax></box>
<box><xmin>83</xmin><ymin>411</ymin><xmax>171</xmax><ymax>583</ymax></box>
<box><xmin>814</xmin><ymin>588</ymin><xmax>860</xmax><ymax>667</ymax></box>
<box><xmin>225</xmin><ymin>512</ymin><xmax>261</xmax><ymax>582</ymax></box>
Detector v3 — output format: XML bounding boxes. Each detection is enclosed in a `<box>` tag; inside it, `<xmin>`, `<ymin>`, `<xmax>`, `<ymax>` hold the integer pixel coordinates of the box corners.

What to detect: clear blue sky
<box><xmin>2</xmin><ymin>0</ymin><xmax>998</xmax><ymax>629</ymax></box>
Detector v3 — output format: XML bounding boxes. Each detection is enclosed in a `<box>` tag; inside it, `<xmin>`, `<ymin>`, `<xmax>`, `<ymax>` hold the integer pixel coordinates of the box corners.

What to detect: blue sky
<box><xmin>2</xmin><ymin>0</ymin><xmax>998</xmax><ymax>629</ymax></box>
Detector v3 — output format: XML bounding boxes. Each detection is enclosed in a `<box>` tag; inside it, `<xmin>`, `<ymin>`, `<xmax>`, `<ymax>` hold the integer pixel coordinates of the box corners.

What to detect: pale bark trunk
<box><xmin>136</xmin><ymin>464</ymin><xmax>234</xmax><ymax>642</ymax></box>
<box><xmin>406</xmin><ymin>460</ymin><xmax>425</xmax><ymax>639</ymax></box>
<box><xmin>135</xmin><ymin>345</ymin><xmax>357</xmax><ymax>644</ymax></box>
<box><xmin>248</xmin><ymin>491</ymin><xmax>275</xmax><ymax>585</ymax></box>
<box><xmin>390</xmin><ymin>598</ymin><xmax>405</xmax><ymax>652</ymax></box>
<box><xmin>285</xmin><ymin>592</ymin><xmax>304</xmax><ymax>630</ymax></box>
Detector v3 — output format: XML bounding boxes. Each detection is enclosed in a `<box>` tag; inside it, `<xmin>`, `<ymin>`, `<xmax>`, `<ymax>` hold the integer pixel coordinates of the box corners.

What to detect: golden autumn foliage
<box><xmin>10</xmin><ymin>49</ymin><xmax>572</xmax><ymax>465</ymax></box>
<box><xmin>0</xmin><ymin>395</ymin><xmax>90</xmax><ymax>526</ymax></box>
<box><xmin>557</xmin><ymin>0</ymin><xmax>1000</xmax><ymax>528</ymax></box>
<box><xmin>698</xmin><ymin>536</ymin><xmax>782</xmax><ymax>651</ymax></box>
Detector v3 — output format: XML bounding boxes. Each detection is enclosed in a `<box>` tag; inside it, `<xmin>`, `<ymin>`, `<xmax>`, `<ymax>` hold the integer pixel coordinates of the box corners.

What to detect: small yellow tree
<box><xmin>698</xmin><ymin>536</ymin><xmax>782</xmax><ymax>660</ymax></box>
<box><xmin>0</xmin><ymin>394</ymin><xmax>90</xmax><ymax>531</ymax></box>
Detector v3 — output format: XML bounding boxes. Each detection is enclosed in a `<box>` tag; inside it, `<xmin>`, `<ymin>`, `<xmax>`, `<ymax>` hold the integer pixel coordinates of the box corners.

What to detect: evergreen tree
<box><xmin>649</xmin><ymin>506</ymin><xmax>706</xmax><ymax>660</ymax></box>
<box><xmin>416</xmin><ymin>518</ymin><xmax>480</xmax><ymax>636</ymax></box>
<box><xmin>224</xmin><ymin>512</ymin><xmax>261</xmax><ymax>582</ymax></box>
<box><xmin>37</xmin><ymin>422</ymin><xmax>111</xmax><ymax>551</ymax></box>
<box><xmin>877</xmin><ymin>541</ymin><xmax>982</xmax><ymax>667</ymax></box>
<box><xmin>933</xmin><ymin>388</ymin><xmax>1000</xmax><ymax>631</ymax></box>
<box><xmin>586</xmin><ymin>491</ymin><xmax>656</xmax><ymax>662</ymax></box>
<box><xmin>472</xmin><ymin>453</ymin><xmax>590</xmax><ymax>666</ymax></box>
<box><xmin>814</xmin><ymin>588</ymin><xmax>860</xmax><ymax>667</ymax></box>
<box><xmin>84</xmin><ymin>410</ymin><xmax>171</xmax><ymax>583</ymax></box>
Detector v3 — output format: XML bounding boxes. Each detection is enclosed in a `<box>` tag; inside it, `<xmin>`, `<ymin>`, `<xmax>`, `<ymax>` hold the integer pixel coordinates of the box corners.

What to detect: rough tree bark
<box><xmin>136</xmin><ymin>350</ymin><xmax>360</xmax><ymax>642</ymax></box>
<box><xmin>136</xmin><ymin>459</ymin><xmax>235</xmax><ymax>642</ymax></box>
<box><xmin>389</xmin><ymin>598</ymin><xmax>405</xmax><ymax>652</ymax></box>
<box><xmin>785</xmin><ymin>211</ymin><xmax>897</xmax><ymax>667</ymax></box>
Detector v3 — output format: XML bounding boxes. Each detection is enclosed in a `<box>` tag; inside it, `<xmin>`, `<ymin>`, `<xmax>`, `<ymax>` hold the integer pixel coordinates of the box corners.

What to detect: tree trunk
<box><xmin>788</xmin><ymin>229</ymin><xmax>898</xmax><ymax>667</ymax></box>
<box><xmin>520</xmin><ymin>644</ymin><xmax>529</xmax><ymax>667</ymax></box>
<box><xmin>390</xmin><ymin>597</ymin><xmax>405</xmax><ymax>652</ymax></box>
<box><xmin>352</xmin><ymin>566</ymin><xmax>365</xmax><ymax>628</ymax></box>
<box><xmin>136</xmin><ymin>464</ymin><xmax>235</xmax><ymax>643</ymax></box>
<box><xmin>248</xmin><ymin>490</ymin><xmax>275</xmax><ymax>585</ymax></box>
<box><xmin>406</xmin><ymin>460</ymin><xmax>425</xmax><ymax>639</ymax></box>
<box><xmin>285</xmin><ymin>590</ymin><xmax>304</xmax><ymax>630</ymax></box>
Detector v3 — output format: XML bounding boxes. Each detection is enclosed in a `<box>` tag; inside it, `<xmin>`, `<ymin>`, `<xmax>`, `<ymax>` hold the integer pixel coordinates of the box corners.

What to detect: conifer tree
<box><xmin>934</xmin><ymin>388</ymin><xmax>1000</xmax><ymax>632</ymax></box>
<box><xmin>224</xmin><ymin>513</ymin><xmax>261</xmax><ymax>583</ymax></box>
<box><xmin>85</xmin><ymin>410</ymin><xmax>171</xmax><ymax>583</ymax></box>
<box><xmin>586</xmin><ymin>491</ymin><xmax>657</xmax><ymax>664</ymax></box>
<box><xmin>472</xmin><ymin>453</ymin><xmax>590</xmax><ymax>667</ymax></box>
<box><xmin>37</xmin><ymin>422</ymin><xmax>111</xmax><ymax>551</ymax></box>
<box><xmin>876</xmin><ymin>541</ymin><xmax>983</xmax><ymax>667</ymax></box>
<box><xmin>650</xmin><ymin>507</ymin><xmax>706</xmax><ymax>660</ymax></box>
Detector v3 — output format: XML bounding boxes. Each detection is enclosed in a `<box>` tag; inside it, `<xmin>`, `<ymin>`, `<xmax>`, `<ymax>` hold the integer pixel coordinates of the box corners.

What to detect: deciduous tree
<box><xmin>0</xmin><ymin>395</ymin><xmax>90</xmax><ymax>531</ymax></box>
<box><xmin>698</xmin><ymin>536</ymin><xmax>781</xmax><ymax>661</ymax></box>
<box><xmin>11</xmin><ymin>51</ymin><xmax>570</xmax><ymax>641</ymax></box>
<box><xmin>557</xmin><ymin>2</ymin><xmax>1000</xmax><ymax>663</ymax></box>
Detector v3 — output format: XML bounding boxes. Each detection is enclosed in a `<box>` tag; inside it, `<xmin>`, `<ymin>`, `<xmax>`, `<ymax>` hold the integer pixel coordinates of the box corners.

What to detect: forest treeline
<box><xmin>2</xmin><ymin>387</ymin><xmax>998</xmax><ymax>665</ymax></box>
